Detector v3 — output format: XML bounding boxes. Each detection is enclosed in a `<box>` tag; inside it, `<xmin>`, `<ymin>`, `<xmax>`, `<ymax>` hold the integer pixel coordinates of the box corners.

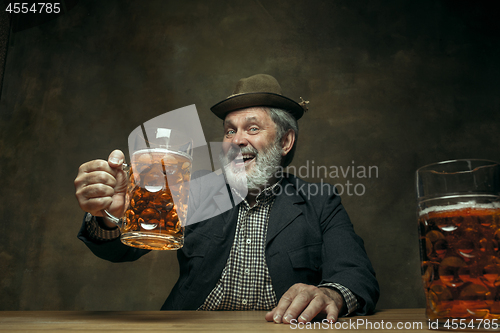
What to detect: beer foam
<box><xmin>419</xmin><ymin>200</ymin><xmax>500</xmax><ymax>216</ymax></box>
<box><xmin>133</xmin><ymin>148</ymin><xmax>192</xmax><ymax>161</ymax></box>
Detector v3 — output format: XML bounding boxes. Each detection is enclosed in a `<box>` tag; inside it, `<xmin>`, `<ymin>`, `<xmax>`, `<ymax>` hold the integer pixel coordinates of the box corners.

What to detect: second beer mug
<box><xmin>104</xmin><ymin>126</ymin><xmax>193</xmax><ymax>250</ymax></box>
<box><xmin>417</xmin><ymin>159</ymin><xmax>500</xmax><ymax>327</ymax></box>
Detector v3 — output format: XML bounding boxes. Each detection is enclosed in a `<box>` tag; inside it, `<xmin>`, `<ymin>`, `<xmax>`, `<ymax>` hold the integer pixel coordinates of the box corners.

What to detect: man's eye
<box><xmin>249</xmin><ymin>127</ymin><xmax>259</xmax><ymax>132</ymax></box>
<box><xmin>226</xmin><ymin>129</ymin><xmax>236</xmax><ymax>135</ymax></box>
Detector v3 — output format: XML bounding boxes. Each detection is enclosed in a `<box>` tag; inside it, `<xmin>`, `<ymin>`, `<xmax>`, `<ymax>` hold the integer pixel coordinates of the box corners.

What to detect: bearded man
<box><xmin>74</xmin><ymin>74</ymin><xmax>379</xmax><ymax>324</ymax></box>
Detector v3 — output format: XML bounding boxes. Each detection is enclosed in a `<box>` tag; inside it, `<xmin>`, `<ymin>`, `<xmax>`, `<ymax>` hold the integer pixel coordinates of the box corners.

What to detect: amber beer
<box><xmin>420</xmin><ymin>201</ymin><xmax>500</xmax><ymax>321</ymax></box>
<box><xmin>120</xmin><ymin>149</ymin><xmax>191</xmax><ymax>250</ymax></box>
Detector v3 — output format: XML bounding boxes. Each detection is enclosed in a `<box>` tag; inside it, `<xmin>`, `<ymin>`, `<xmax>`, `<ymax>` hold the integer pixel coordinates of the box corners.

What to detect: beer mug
<box><xmin>104</xmin><ymin>126</ymin><xmax>193</xmax><ymax>251</ymax></box>
<box><xmin>417</xmin><ymin>159</ymin><xmax>500</xmax><ymax>327</ymax></box>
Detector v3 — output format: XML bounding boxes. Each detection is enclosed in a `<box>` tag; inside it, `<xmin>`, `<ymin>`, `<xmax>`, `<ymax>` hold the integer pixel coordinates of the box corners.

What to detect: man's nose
<box><xmin>231</xmin><ymin>131</ymin><xmax>248</xmax><ymax>146</ymax></box>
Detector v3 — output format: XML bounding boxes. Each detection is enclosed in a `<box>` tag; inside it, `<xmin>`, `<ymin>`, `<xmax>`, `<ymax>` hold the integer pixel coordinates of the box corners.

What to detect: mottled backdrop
<box><xmin>0</xmin><ymin>0</ymin><xmax>499</xmax><ymax>311</ymax></box>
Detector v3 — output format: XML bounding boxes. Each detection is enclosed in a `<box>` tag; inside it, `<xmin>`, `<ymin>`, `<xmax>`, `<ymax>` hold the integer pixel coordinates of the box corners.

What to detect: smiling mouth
<box><xmin>231</xmin><ymin>153</ymin><xmax>256</xmax><ymax>167</ymax></box>
<box><xmin>242</xmin><ymin>154</ymin><xmax>256</xmax><ymax>165</ymax></box>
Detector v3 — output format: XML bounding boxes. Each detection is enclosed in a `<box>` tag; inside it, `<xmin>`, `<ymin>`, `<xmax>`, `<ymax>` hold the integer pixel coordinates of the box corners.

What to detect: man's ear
<box><xmin>281</xmin><ymin>130</ymin><xmax>295</xmax><ymax>157</ymax></box>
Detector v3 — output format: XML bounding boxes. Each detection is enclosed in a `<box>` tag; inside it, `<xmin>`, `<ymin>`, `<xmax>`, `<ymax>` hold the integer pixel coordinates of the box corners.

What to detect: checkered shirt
<box><xmin>198</xmin><ymin>183</ymin><xmax>279</xmax><ymax>310</ymax></box>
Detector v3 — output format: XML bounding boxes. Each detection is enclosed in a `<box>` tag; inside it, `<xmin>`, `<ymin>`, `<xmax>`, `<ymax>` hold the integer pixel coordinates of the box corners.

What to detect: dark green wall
<box><xmin>0</xmin><ymin>0</ymin><xmax>499</xmax><ymax>310</ymax></box>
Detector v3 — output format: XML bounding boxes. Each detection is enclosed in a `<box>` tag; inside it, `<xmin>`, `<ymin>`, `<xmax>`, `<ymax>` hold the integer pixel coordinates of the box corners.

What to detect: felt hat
<box><xmin>210</xmin><ymin>74</ymin><xmax>307</xmax><ymax>120</ymax></box>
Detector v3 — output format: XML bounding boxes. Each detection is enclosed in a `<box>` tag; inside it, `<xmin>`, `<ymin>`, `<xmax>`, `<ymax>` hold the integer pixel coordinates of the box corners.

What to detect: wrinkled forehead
<box><xmin>223</xmin><ymin>107</ymin><xmax>274</xmax><ymax>127</ymax></box>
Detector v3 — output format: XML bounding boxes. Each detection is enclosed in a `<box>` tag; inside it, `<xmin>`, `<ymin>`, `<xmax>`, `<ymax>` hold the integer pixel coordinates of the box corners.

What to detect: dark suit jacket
<box><xmin>78</xmin><ymin>173</ymin><xmax>379</xmax><ymax>315</ymax></box>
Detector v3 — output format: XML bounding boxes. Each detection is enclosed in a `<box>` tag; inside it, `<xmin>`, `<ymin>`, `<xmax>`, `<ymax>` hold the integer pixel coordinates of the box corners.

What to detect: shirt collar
<box><xmin>234</xmin><ymin>178</ymin><xmax>283</xmax><ymax>208</ymax></box>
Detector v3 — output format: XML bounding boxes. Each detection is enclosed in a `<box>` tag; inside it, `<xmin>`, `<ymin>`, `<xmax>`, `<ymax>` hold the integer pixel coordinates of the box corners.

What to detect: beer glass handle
<box><xmin>101</xmin><ymin>209</ymin><xmax>121</xmax><ymax>224</ymax></box>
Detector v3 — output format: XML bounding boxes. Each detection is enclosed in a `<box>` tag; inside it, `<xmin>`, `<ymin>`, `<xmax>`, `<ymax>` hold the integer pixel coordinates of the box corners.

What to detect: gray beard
<box><xmin>220</xmin><ymin>141</ymin><xmax>283</xmax><ymax>191</ymax></box>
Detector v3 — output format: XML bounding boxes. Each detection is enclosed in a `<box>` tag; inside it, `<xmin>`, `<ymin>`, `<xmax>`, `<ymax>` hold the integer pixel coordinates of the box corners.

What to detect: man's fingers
<box><xmin>78</xmin><ymin>159</ymin><xmax>113</xmax><ymax>175</ymax></box>
<box><xmin>295</xmin><ymin>295</ymin><xmax>340</xmax><ymax>323</ymax></box>
<box><xmin>75</xmin><ymin>183</ymin><xmax>115</xmax><ymax>214</ymax></box>
<box><xmin>268</xmin><ymin>284</ymin><xmax>343</xmax><ymax>324</ymax></box>
<box><xmin>281</xmin><ymin>291</ymin><xmax>314</xmax><ymax>323</ymax></box>
<box><xmin>324</xmin><ymin>302</ymin><xmax>341</xmax><ymax>323</ymax></box>
<box><xmin>74</xmin><ymin>169</ymin><xmax>118</xmax><ymax>198</ymax></box>
<box><xmin>78</xmin><ymin>183</ymin><xmax>115</xmax><ymax>199</ymax></box>
<box><xmin>78</xmin><ymin>196</ymin><xmax>113</xmax><ymax>216</ymax></box>
<box><xmin>81</xmin><ymin>171</ymin><xmax>118</xmax><ymax>188</ymax></box>
<box><xmin>270</xmin><ymin>287</ymin><xmax>300</xmax><ymax>323</ymax></box>
<box><xmin>264</xmin><ymin>308</ymin><xmax>276</xmax><ymax>322</ymax></box>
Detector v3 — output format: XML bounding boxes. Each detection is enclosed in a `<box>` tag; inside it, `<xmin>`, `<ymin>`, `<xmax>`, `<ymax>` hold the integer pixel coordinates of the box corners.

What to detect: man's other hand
<box><xmin>265</xmin><ymin>283</ymin><xmax>345</xmax><ymax>324</ymax></box>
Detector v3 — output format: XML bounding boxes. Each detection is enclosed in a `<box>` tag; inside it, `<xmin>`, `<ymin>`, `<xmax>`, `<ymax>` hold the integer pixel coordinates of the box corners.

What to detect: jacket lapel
<box><xmin>266</xmin><ymin>176</ymin><xmax>304</xmax><ymax>245</ymax></box>
<box><xmin>211</xmin><ymin>184</ymin><xmax>239</xmax><ymax>238</ymax></box>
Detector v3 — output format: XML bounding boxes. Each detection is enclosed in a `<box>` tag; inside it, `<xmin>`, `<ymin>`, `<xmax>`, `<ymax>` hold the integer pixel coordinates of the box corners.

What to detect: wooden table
<box><xmin>0</xmin><ymin>309</ymin><xmax>433</xmax><ymax>332</ymax></box>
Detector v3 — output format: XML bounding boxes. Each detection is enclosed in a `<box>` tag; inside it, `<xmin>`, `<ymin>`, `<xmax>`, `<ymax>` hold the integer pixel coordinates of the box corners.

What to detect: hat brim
<box><xmin>210</xmin><ymin>92</ymin><xmax>304</xmax><ymax>120</ymax></box>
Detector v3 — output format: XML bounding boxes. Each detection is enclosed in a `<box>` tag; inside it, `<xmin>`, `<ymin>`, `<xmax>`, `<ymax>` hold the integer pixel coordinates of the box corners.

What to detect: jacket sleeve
<box><xmin>77</xmin><ymin>214</ymin><xmax>150</xmax><ymax>262</ymax></box>
<box><xmin>319</xmin><ymin>193</ymin><xmax>380</xmax><ymax>315</ymax></box>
